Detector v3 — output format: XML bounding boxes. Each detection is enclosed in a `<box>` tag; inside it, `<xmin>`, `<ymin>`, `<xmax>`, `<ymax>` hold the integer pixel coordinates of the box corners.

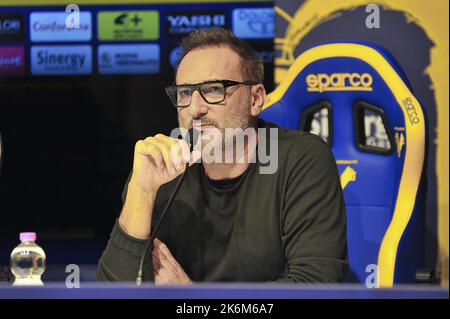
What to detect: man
<box><xmin>97</xmin><ymin>28</ymin><xmax>348</xmax><ymax>283</ymax></box>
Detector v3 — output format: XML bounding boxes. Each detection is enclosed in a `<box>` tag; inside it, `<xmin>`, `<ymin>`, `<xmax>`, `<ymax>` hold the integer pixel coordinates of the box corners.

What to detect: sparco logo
<box><xmin>306</xmin><ymin>73</ymin><xmax>373</xmax><ymax>93</ymax></box>
<box><xmin>166</xmin><ymin>11</ymin><xmax>226</xmax><ymax>35</ymax></box>
<box><xmin>0</xmin><ymin>14</ymin><xmax>24</xmax><ymax>41</ymax></box>
<box><xmin>403</xmin><ymin>97</ymin><xmax>420</xmax><ymax>125</ymax></box>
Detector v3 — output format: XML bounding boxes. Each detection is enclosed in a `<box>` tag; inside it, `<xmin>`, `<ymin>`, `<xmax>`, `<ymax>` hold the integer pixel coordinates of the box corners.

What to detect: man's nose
<box><xmin>187</xmin><ymin>90</ymin><xmax>208</xmax><ymax>118</ymax></box>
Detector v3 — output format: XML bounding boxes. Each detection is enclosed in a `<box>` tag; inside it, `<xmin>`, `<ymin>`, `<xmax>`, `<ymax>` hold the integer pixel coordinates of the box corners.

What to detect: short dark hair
<box><xmin>177</xmin><ymin>28</ymin><xmax>264</xmax><ymax>83</ymax></box>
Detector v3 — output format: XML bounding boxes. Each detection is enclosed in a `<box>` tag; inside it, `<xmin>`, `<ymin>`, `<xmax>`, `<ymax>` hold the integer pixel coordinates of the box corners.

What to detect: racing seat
<box><xmin>260</xmin><ymin>41</ymin><xmax>427</xmax><ymax>286</ymax></box>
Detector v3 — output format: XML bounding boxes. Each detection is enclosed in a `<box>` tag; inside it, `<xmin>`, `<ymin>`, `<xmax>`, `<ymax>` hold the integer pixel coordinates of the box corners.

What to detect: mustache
<box><xmin>189</xmin><ymin>117</ymin><xmax>220</xmax><ymax>129</ymax></box>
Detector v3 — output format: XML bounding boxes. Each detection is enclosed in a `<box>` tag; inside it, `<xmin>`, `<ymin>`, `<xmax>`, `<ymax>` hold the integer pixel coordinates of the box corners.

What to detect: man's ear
<box><xmin>250</xmin><ymin>84</ymin><xmax>266</xmax><ymax>117</ymax></box>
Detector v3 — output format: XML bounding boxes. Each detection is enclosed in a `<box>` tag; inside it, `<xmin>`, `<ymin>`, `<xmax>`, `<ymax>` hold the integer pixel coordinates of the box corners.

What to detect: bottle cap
<box><xmin>19</xmin><ymin>232</ymin><xmax>36</xmax><ymax>242</ymax></box>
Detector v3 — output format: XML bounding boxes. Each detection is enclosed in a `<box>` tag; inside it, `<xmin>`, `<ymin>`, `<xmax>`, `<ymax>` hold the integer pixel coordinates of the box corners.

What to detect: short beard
<box><xmin>178</xmin><ymin>92</ymin><xmax>255</xmax><ymax>161</ymax></box>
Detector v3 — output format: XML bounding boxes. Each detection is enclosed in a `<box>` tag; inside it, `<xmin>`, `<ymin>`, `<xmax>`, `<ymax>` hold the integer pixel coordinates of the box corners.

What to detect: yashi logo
<box><xmin>306</xmin><ymin>73</ymin><xmax>373</xmax><ymax>93</ymax></box>
<box><xmin>168</xmin><ymin>14</ymin><xmax>225</xmax><ymax>28</ymax></box>
<box><xmin>166</xmin><ymin>12</ymin><xmax>226</xmax><ymax>35</ymax></box>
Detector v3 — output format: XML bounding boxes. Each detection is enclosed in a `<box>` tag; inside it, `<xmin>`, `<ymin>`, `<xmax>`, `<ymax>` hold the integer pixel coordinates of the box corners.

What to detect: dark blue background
<box><xmin>0</xmin><ymin>2</ymin><xmax>274</xmax><ymax>269</ymax></box>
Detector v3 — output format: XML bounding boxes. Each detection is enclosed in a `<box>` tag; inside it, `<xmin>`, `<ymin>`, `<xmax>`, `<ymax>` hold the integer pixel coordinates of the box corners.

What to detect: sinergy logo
<box><xmin>31</xmin><ymin>45</ymin><xmax>92</xmax><ymax>75</ymax></box>
<box><xmin>306</xmin><ymin>73</ymin><xmax>373</xmax><ymax>93</ymax></box>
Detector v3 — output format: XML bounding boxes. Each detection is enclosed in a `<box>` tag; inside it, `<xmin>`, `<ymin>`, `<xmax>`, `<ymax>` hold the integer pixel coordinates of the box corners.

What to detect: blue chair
<box><xmin>261</xmin><ymin>41</ymin><xmax>427</xmax><ymax>286</ymax></box>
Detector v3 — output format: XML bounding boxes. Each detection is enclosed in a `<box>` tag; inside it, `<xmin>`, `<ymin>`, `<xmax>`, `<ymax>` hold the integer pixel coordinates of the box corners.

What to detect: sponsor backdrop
<box><xmin>273</xmin><ymin>0</ymin><xmax>448</xmax><ymax>286</ymax></box>
<box><xmin>0</xmin><ymin>2</ymin><xmax>274</xmax><ymax>76</ymax></box>
<box><xmin>0</xmin><ymin>0</ymin><xmax>274</xmax><ymax>269</ymax></box>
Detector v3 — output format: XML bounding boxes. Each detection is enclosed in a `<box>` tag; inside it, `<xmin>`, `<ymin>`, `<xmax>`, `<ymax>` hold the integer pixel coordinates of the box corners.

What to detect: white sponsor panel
<box><xmin>166</xmin><ymin>12</ymin><xmax>226</xmax><ymax>35</ymax></box>
<box><xmin>98</xmin><ymin>44</ymin><xmax>160</xmax><ymax>74</ymax></box>
<box><xmin>30</xmin><ymin>12</ymin><xmax>92</xmax><ymax>42</ymax></box>
<box><xmin>31</xmin><ymin>45</ymin><xmax>92</xmax><ymax>75</ymax></box>
<box><xmin>232</xmin><ymin>8</ymin><xmax>275</xmax><ymax>39</ymax></box>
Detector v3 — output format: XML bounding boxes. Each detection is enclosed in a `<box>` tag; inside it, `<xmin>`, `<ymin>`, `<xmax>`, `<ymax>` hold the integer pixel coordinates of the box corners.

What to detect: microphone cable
<box><xmin>135</xmin><ymin>163</ymin><xmax>189</xmax><ymax>285</ymax></box>
<box><xmin>135</xmin><ymin>129</ymin><xmax>197</xmax><ymax>285</ymax></box>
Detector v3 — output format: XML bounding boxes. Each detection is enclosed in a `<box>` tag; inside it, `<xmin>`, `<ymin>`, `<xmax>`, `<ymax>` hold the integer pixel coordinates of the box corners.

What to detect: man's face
<box><xmin>176</xmin><ymin>45</ymin><xmax>254</xmax><ymax>147</ymax></box>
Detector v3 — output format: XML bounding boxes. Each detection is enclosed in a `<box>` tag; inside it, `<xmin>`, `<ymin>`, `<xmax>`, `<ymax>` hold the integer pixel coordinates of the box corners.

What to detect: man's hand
<box><xmin>119</xmin><ymin>133</ymin><xmax>197</xmax><ymax>240</ymax></box>
<box><xmin>152</xmin><ymin>238</ymin><xmax>193</xmax><ymax>285</ymax></box>
<box><xmin>131</xmin><ymin>134</ymin><xmax>191</xmax><ymax>194</ymax></box>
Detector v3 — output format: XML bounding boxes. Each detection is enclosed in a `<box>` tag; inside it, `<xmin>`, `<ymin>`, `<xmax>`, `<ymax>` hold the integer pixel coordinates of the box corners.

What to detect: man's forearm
<box><xmin>119</xmin><ymin>178</ymin><xmax>158</xmax><ymax>239</ymax></box>
<box><xmin>267</xmin><ymin>257</ymin><xmax>348</xmax><ymax>283</ymax></box>
<box><xmin>97</xmin><ymin>177</ymin><xmax>158</xmax><ymax>282</ymax></box>
<box><xmin>97</xmin><ymin>220</ymin><xmax>154</xmax><ymax>282</ymax></box>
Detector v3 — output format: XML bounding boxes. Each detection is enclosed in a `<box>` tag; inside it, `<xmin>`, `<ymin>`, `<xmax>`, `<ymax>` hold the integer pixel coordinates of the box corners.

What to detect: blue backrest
<box><xmin>261</xmin><ymin>42</ymin><xmax>427</xmax><ymax>286</ymax></box>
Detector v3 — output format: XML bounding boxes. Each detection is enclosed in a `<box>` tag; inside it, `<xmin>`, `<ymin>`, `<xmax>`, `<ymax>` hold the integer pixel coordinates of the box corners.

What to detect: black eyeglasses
<box><xmin>165</xmin><ymin>80</ymin><xmax>258</xmax><ymax>108</ymax></box>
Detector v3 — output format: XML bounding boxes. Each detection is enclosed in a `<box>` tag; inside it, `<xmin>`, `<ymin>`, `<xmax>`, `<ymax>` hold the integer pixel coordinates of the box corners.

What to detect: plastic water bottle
<box><xmin>10</xmin><ymin>232</ymin><xmax>46</xmax><ymax>286</ymax></box>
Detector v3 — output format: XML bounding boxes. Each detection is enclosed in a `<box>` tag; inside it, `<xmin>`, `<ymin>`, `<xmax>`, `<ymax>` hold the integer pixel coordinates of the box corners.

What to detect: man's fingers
<box><xmin>153</xmin><ymin>134</ymin><xmax>188</xmax><ymax>173</ymax></box>
<box><xmin>138</xmin><ymin>134</ymin><xmax>192</xmax><ymax>174</ymax></box>
<box><xmin>156</xmin><ymin>134</ymin><xmax>190</xmax><ymax>165</ymax></box>
<box><xmin>153</xmin><ymin>239</ymin><xmax>192</xmax><ymax>285</ymax></box>
<box><xmin>135</xmin><ymin>139</ymin><xmax>164</xmax><ymax>169</ymax></box>
<box><xmin>153</xmin><ymin>247</ymin><xmax>179</xmax><ymax>277</ymax></box>
<box><xmin>178</xmin><ymin>139</ymin><xmax>191</xmax><ymax>163</ymax></box>
<box><xmin>153</xmin><ymin>238</ymin><xmax>184</xmax><ymax>271</ymax></box>
<box><xmin>153</xmin><ymin>240</ymin><xmax>174</xmax><ymax>267</ymax></box>
<box><xmin>150</xmin><ymin>136</ymin><xmax>176</xmax><ymax>174</ymax></box>
<box><xmin>152</xmin><ymin>250</ymin><xmax>161</xmax><ymax>269</ymax></box>
<box><xmin>153</xmin><ymin>239</ymin><xmax>171</xmax><ymax>263</ymax></box>
<box><xmin>154</xmin><ymin>266</ymin><xmax>172</xmax><ymax>285</ymax></box>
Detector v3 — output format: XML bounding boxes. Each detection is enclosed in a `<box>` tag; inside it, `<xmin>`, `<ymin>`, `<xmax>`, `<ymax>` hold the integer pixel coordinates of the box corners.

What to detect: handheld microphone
<box><xmin>135</xmin><ymin>128</ymin><xmax>198</xmax><ymax>285</ymax></box>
